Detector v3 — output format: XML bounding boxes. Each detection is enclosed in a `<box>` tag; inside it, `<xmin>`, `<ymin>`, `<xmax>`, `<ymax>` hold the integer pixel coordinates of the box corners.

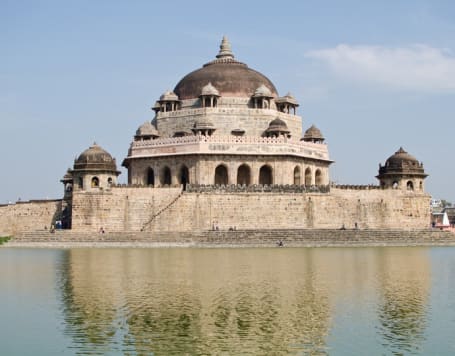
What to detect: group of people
<box><xmin>340</xmin><ymin>223</ymin><xmax>359</xmax><ymax>230</ymax></box>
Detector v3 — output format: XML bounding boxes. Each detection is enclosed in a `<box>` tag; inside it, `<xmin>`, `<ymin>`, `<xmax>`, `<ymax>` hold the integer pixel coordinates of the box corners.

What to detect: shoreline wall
<box><xmin>1</xmin><ymin>187</ymin><xmax>431</xmax><ymax>235</ymax></box>
<box><xmin>0</xmin><ymin>200</ymin><xmax>62</xmax><ymax>236</ymax></box>
<box><xmin>71</xmin><ymin>187</ymin><xmax>430</xmax><ymax>232</ymax></box>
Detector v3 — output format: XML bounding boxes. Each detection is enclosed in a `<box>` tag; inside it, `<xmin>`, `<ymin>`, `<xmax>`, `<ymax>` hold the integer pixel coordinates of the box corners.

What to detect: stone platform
<box><xmin>6</xmin><ymin>229</ymin><xmax>455</xmax><ymax>248</ymax></box>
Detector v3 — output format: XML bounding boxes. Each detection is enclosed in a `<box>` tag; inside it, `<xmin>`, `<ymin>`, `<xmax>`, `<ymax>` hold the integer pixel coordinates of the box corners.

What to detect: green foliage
<box><xmin>0</xmin><ymin>236</ymin><xmax>11</xmax><ymax>245</ymax></box>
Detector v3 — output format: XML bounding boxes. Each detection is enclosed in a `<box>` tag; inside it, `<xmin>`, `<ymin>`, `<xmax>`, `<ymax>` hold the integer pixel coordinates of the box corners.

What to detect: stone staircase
<box><xmin>9</xmin><ymin>228</ymin><xmax>455</xmax><ymax>247</ymax></box>
<box><xmin>140</xmin><ymin>190</ymin><xmax>183</xmax><ymax>231</ymax></box>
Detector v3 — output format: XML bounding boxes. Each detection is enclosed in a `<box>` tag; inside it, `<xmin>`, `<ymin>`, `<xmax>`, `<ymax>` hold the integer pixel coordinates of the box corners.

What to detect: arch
<box><xmin>215</xmin><ymin>164</ymin><xmax>228</xmax><ymax>185</ymax></box>
<box><xmin>179</xmin><ymin>165</ymin><xmax>189</xmax><ymax>190</ymax></box>
<box><xmin>78</xmin><ymin>177</ymin><xmax>83</xmax><ymax>189</ymax></box>
<box><xmin>305</xmin><ymin>168</ymin><xmax>312</xmax><ymax>186</ymax></box>
<box><xmin>293</xmin><ymin>166</ymin><xmax>301</xmax><ymax>185</ymax></box>
<box><xmin>419</xmin><ymin>181</ymin><xmax>423</xmax><ymax>190</ymax></box>
<box><xmin>147</xmin><ymin>168</ymin><xmax>155</xmax><ymax>186</ymax></box>
<box><xmin>407</xmin><ymin>181</ymin><xmax>414</xmax><ymax>190</ymax></box>
<box><xmin>107</xmin><ymin>177</ymin><xmax>113</xmax><ymax>187</ymax></box>
<box><xmin>315</xmin><ymin>169</ymin><xmax>323</xmax><ymax>186</ymax></box>
<box><xmin>259</xmin><ymin>165</ymin><xmax>273</xmax><ymax>185</ymax></box>
<box><xmin>91</xmin><ymin>176</ymin><xmax>99</xmax><ymax>188</ymax></box>
<box><xmin>162</xmin><ymin>166</ymin><xmax>171</xmax><ymax>186</ymax></box>
<box><xmin>392</xmin><ymin>181</ymin><xmax>399</xmax><ymax>189</ymax></box>
<box><xmin>237</xmin><ymin>164</ymin><xmax>251</xmax><ymax>186</ymax></box>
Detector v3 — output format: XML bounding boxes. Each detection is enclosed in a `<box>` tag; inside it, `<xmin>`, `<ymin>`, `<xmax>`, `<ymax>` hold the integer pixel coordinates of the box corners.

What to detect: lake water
<box><xmin>1</xmin><ymin>247</ymin><xmax>455</xmax><ymax>355</ymax></box>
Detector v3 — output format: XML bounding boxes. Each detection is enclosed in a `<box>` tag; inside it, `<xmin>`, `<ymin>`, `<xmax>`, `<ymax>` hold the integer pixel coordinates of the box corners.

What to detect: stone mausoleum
<box><xmin>0</xmin><ymin>37</ymin><xmax>431</xmax><ymax>235</ymax></box>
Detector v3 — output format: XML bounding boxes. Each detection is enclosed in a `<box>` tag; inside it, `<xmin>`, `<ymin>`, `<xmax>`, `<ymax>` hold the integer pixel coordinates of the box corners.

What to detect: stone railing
<box><xmin>332</xmin><ymin>184</ymin><xmax>382</xmax><ymax>190</ymax></box>
<box><xmin>185</xmin><ymin>184</ymin><xmax>330</xmax><ymax>194</ymax></box>
<box><xmin>128</xmin><ymin>135</ymin><xmax>330</xmax><ymax>160</ymax></box>
<box><xmin>155</xmin><ymin>105</ymin><xmax>299</xmax><ymax>120</ymax></box>
<box><xmin>132</xmin><ymin>134</ymin><xmax>327</xmax><ymax>147</ymax></box>
<box><xmin>111</xmin><ymin>184</ymin><xmax>181</xmax><ymax>189</ymax></box>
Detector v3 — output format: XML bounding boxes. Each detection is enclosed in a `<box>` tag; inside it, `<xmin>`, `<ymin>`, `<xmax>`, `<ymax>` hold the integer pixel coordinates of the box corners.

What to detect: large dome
<box><xmin>174</xmin><ymin>37</ymin><xmax>278</xmax><ymax>100</ymax></box>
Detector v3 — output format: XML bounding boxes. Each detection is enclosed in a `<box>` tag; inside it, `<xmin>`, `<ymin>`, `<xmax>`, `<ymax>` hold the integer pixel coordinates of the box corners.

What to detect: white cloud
<box><xmin>305</xmin><ymin>44</ymin><xmax>455</xmax><ymax>92</ymax></box>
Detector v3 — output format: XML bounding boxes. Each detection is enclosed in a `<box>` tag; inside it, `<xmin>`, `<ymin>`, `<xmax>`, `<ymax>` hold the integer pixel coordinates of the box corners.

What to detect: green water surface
<box><xmin>1</xmin><ymin>247</ymin><xmax>455</xmax><ymax>355</ymax></box>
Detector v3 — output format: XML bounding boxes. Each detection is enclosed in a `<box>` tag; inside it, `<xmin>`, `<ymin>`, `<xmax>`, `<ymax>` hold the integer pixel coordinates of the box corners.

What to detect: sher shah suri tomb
<box><xmin>0</xmin><ymin>37</ymin><xmax>431</xmax><ymax>236</ymax></box>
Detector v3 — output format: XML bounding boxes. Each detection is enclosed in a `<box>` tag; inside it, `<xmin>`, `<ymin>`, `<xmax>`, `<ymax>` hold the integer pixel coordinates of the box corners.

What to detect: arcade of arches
<box><xmin>141</xmin><ymin>163</ymin><xmax>327</xmax><ymax>187</ymax></box>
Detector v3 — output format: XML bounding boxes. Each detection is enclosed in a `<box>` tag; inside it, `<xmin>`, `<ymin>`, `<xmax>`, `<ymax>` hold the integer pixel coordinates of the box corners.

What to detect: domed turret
<box><xmin>253</xmin><ymin>84</ymin><xmax>273</xmax><ymax>98</ymax></box>
<box><xmin>155</xmin><ymin>90</ymin><xmax>180</xmax><ymax>113</ymax></box>
<box><xmin>276</xmin><ymin>92</ymin><xmax>299</xmax><ymax>114</ymax></box>
<box><xmin>302</xmin><ymin>125</ymin><xmax>324</xmax><ymax>143</ymax></box>
<box><xmin>159</xmin><ymin>90</ymin><xmax>179</xmax><ymax>101</ymax></box>
<box><xmin>200</xmin><ymin>82</ymin><xmax>220</xmax><ymax>108</ymax></box>
<box><xmin>72</xmin><ymin>143</ymin><xmax>120</xmax><ymax>191</ymax></box>
<box><xmin>201</xmin><ymin>82</ymin><xmax>220</xmax><ymax>96</ymax></box>
<box><xmin>377</xmin><ymin>147</ymin><xmax>427</xmax><ymax>191</ymax></box>
<box><xmin>135</xmin><ymin>121</ymin><xmax>160</xmax><ymax>140</ymax></box>
<box><xmin>266</xmin><ymin>118</ymin><xmax>290</xmax><ymax>137</ymax></box>
<box><xmin>192</xmin><ymin>117</ymin><xmax>216</xmax><ymax>136</ymax></box>
<box><xmin>174</xmin><ymin>37</ymin><xmax>278</xmax><ymax>100</ymax></box>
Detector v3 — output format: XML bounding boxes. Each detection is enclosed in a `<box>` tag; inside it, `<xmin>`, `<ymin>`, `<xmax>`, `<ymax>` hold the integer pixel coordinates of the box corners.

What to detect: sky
<box><xmin>2</xmin><ymin>0</ymin><xmax>455</xmax><ymax>203</ymax></box>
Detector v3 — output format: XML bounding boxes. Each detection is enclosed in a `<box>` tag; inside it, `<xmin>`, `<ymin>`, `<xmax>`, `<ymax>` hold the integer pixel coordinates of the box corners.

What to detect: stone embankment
<box><xmin>5</xmin><ymin>229</ymin><xmax>455</xmax><ymax>248</ymax></box>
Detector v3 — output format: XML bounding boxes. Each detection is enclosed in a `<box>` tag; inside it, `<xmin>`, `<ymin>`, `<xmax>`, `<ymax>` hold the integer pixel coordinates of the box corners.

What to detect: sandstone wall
<box><xmin>146</xmin><ymin>188</ymin><xmax>430</xmax><ymax>232</ymax></box>
<box><xmin>69</xmin><ymin>186</ymin><xmax>429</xmax><ymax>232</ymax></box>
<box><xmin>0</xmin><ymin>200</ymin><xmax>62</xmax><ymax>236</ymax></box>
<box><xmin>3</xmin><ymin>187</ymin><xmax>429</xmax><ymax>235</ymax></box>
<box><xmin>70</xmin><ymin>186</ymin><xmax>182</xmax><ymax>232</ymax></box>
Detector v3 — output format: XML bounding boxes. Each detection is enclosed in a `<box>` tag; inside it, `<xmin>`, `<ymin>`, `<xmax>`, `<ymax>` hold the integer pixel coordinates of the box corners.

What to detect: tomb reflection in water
<box><xmin>55</xmin><ymin>247</ymin><xmax>431</xmax><ymax>355</ymax></box>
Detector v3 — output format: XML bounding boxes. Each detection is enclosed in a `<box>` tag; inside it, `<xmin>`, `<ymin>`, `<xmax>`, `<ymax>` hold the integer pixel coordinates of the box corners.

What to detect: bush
<box><xmin>0</xmin><ymin>236</ymin><xmax>11</xmax><ymax>245</ymax></box>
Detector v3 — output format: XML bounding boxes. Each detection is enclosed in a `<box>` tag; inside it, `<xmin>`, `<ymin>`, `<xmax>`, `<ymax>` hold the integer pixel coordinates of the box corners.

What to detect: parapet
<box><xmin>185</xmin><ymin>184</ymin><xmax>330</xmax><ymax>194</ymax></box>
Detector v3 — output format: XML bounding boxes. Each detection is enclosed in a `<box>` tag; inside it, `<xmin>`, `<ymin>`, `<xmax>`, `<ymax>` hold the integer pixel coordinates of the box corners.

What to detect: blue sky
<box><xmin>2</xmin><ymin>0</ymin><xmax>455</xmax><ymax>203</ymax></box>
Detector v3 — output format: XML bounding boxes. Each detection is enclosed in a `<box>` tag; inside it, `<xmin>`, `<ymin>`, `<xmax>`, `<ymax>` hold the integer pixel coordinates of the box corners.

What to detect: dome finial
<box><xmin>216</xmin><ymin>36</ymin><xmax>234</xmax><ymax>59</ymax></box>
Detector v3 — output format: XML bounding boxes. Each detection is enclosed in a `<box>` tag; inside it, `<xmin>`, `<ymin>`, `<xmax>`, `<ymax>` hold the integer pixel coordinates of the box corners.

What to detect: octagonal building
<box><xmin>122</xmin><ymin>37</ymin><xmax>332</xmax><ymax>188</ymax></box>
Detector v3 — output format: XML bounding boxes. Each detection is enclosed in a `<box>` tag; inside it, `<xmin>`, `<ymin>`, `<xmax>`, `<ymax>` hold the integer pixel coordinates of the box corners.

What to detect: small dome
<box><xmin>193</xmin><ymin>117</ymin><xmax>215</xmax><ymax>130</ymax></box>
<box><xmin>253</xmin><ymin>84</ymin><xmax>273</xmax><ymax>98</ymax></box>
<box><xmin>266</xmin><ymin>118</ymin><xmax>289</xmax><ymax>133</ymax></box>
<box><xmin>159</xmin><ymin>90</ymin><xmax>179</xmax><ymax>101</ymax></box>
<box><xmin>378</xmin><ymin>147</ymin><xmax>427</xmax><ymax>178</ymax></box>
<box><xmin>60</xmin><ymin>168</ymin><xmax>73</xmax><ymax>184</ymax></box>
<box><xmin>201</xmin><ymin>82</ymin><xmax>220</xmax><ymax>96</ymax></box>
<box><xmin>135</xmin><ymin>121</ymin><xmax>160</xmax><ymax>137</ymax></box>
<box><xmin>276</xmin><ymin>92</ymin><xmax>299</xmax><ymax>105</ymax></box>
<box><xmin>384</xmin><ymin>147</ymin><xmax>420</xmax><ymax>169</ymax></box>
<box><xmin>74</xmin><ymin>143</ymin><xmax>118</xmax><ymax>172</ymax></box>
<box><xmin>303</xmin><ymin>125</ymin><xmax>324</xmax><ymax>141</ymax></box>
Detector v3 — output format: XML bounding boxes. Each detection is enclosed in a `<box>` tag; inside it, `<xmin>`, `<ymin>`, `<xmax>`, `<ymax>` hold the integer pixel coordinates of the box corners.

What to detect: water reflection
<box><xmin>376</xmin><ymin>248</ymin><xmax>429</xmax><ymax>355</ymax></box>
<box><xmin>55</xmin><ymin>247</ymin><xmax>432</xmax><ymax>355</ymax></box>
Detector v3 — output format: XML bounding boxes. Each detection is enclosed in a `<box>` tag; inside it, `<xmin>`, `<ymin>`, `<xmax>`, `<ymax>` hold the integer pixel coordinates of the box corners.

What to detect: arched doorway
<box><xmin>407</xmin><ymin>181</ymin><xmax>414</xmax><ymax>190</ymax></box>
<box><xmin>180</xmin><ymin>165</ymin><xmax>189</xmax><ymax>190</ymax></box>
<box><xmin>162</xmin><ymin>166</ymin><xmax>171</xmax><ymax>186</ymax></box>
<box><xmin>215</xmin><ymin>165</ymin><xmax>228</xmax><ymax>185</ymax></box>
<box><xmin>91</xmin><ymin>176</ymin><xmax>99</xmax><ymax>188</ymax></box>
<box><xmin>259</xmin><ymin>165</ymin><xmax>273</xmax><ymax>185</ymax></box>
<box><xmin>315</xmin><ymin>169</ymin><xmax>323</xmax><ymax>186</ymax></box>
<box><xmin>237</xmin><ymin>164</ymin><xmax>251</xmax><ymax>186</ymax></box>
<box><xmin>305</xmin><ymin>168</ymin><xmax>312</xmax><ymax>186</ymax></box>
<box><xmin>294</xmin><ymin>166</ymin><xmax>301</xmax><ymax>185</ymax></box>
<box><xmin>147</xmin><ymin>168</ymin><xmax>155</xmax><ymax>186</ymax></box>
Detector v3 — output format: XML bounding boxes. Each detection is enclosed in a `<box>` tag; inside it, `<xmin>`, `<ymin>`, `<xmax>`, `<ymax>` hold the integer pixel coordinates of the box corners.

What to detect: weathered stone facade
<box><xmin>122</xmin><ymin>37</ymin><xmax>332</xmax><ymax>190</ymax></box>
<box><xmin>0</xmin><ymin>200</ymin><xmax>63</xmax><ymax>236</ymax></box>
<box><xmin>66</xmin><ymin>186</ymin><xmax>430</xmax><ymax>233</ymax></box>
